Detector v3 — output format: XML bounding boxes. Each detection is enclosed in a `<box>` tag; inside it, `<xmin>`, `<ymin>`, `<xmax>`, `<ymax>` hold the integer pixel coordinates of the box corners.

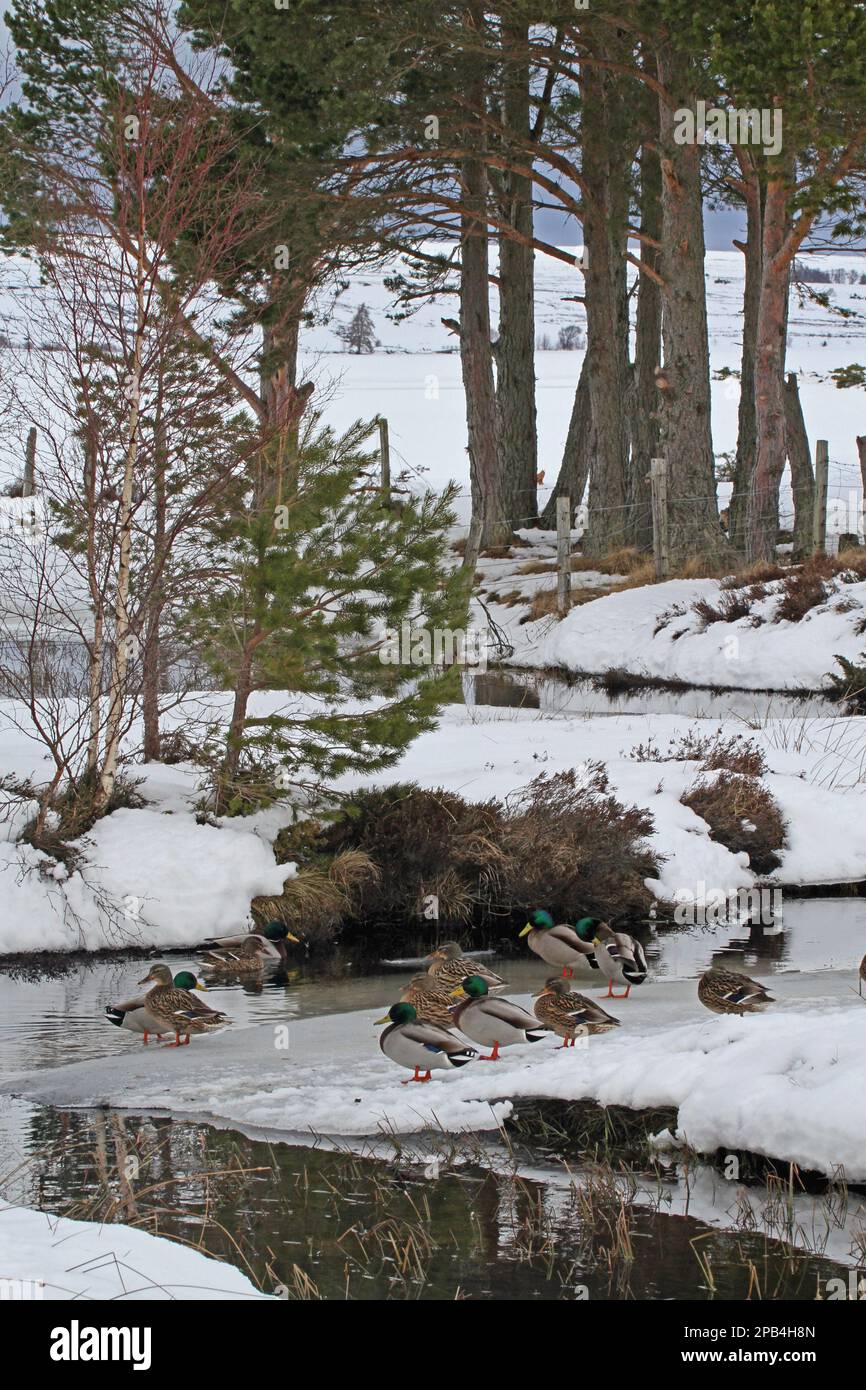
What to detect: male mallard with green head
<box><xmin>697</xmin><ymin>967</ymin><xmax>773</xmax><ymax>1016</ymax></box>
<box><xmin>532</xmin><ymin>977</ymin><xmax>620</xmax><ymax>1047</ymax></box>
<box><xmin>135</xmin><ymin>964</ymin><xmax>229</xmax><ymax>1046</ymax></box>
<box><xmin>580</xmin><ymin>920</ymin><xmax>648</xmax><ymax>999</ymax></box>
<box><xmin>425</xmin><ymin>941</ymin><xmax>506</xmax><ymax>993</ymax></box>
<box><xmin>518</xmin><ymin>909</ymin><xmax>599</xmax><ymax>978</ymax></box>
<box><xmin>200</xmin><ymin>920</ymin><xmax>300</xmax><ymax>968</ymax></box>
<box><xmin>375</xmin><ymin>1002</ymin><xmax>476</xmax><ymax>1083</ymax></box>
<box><xmin>448</xmin><ymin>975</ymin><xmax>549</xmax><ymax>1060</ymax></box>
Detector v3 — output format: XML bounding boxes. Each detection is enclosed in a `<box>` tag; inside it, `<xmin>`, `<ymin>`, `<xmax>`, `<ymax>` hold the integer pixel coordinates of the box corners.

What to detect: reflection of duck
<box><xmin>532</xmin><ymin>977</ymin><xmax>620</xmax><ymax>1046</ymax></box>
<box><xmin>134</xmin><ymin>965</ymin><xmax>229</xmax><ymax>1045</ymax></box>
<box><xmin>449</xmin><ymin>975</ymin><xmax>548</xmax><ymax>1060</ymax></box>
<box><xmin>105</xmin><ymin>971</ymin><xmax>210</xmax><ymax>1044</ymax></box>
<box><xmin>201</xmin><ymin>920</ymin><xmax>300</xmax><ymax>965</ymax></box>
<box><xmin>425</xmin><ymin>942</ymin><xmax>506</xmax><ymax>993</ymax></box>
<box><xmin>698</xmin><ymin>967</ymin><xmax>773</xmax><ymax>1016</ymax></box>
<box><xmin>375</xmin><ymin>1002</ymin><xmax>476</xmax><ymax>1083</ymax></box>
<box><xmin>518</xmin><ymin>910</ymin><xmax>598</xmax><ymax>978</ymax></box>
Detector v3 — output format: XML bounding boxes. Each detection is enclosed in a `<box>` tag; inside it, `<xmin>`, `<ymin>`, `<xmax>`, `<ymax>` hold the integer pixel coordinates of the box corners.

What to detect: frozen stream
<box><xmin>1</xmin><ymin>899</ymin><xmax>864</xmax><ymax>1298</ymax></box>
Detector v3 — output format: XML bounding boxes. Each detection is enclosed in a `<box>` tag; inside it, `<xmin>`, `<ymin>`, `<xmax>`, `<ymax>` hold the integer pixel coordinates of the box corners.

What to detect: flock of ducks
<box><xmin>104</xmin><ymin>922</ymin><xmax>299</xmax><ymax>1045</ymax></box>
<box><xmin>105</xmin><ymin>909</ymin><xmax>866</xmax><ymax>1074</ymax></box>
<box><xmin>374</xmin><ymin>909</ymin><xmax>780</xmax><ymax>1084</ymax></box>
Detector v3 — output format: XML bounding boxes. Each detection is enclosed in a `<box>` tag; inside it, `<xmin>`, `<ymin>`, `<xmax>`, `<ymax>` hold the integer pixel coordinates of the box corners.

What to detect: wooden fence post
<box><xmin>378</xmin><ymin>416</ymin><xmax>391</xmax><ymax>505</ymax></box>
<box><xmin>556</xmin><ymin>495</ymin><xmax>572</xmax><ymax>615</ymax></box>
<box><xmin>812</xmin><ymin>439</ymin><xmax>828</xmax><ymax>554</ymax></box>
<box><xmin>23</xmin><ymin>427</ymin><xmax>36</xmax><ymax>498</ymax></box>
<box><xmin>650</xmin><ymin>457</ymin><xmax>669</xmax><ymax>580</ymax></box>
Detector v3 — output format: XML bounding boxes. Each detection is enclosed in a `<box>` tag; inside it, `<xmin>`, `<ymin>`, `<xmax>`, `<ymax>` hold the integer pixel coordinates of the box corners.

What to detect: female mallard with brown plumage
<box><xmin>399</xmin><ymin>973</ymin><xmax>460</xmax><ymax>1030</ymax></box>
<box><xmin>697</xmin><ymin>967</ymin><xmax>774</xmax><ymax>1016</ymax></box>
<box><xmin>200</xmin><ymin>934</ymin><xmax>292</xmax><ymax>975</ymax></box>
<box><xmin>200</xmin><ymin>920</ymin><xmax>300</xmax><ymax>971</ymax></box>
<box><xmin>136</xmin><ymin>964</ymin><xmax>229</xmax><ymax>1045</ymax></box>
<box><xmin>425</xmin><ymin>942</ymin><xmax>506</xmax><ymax>993</ymax></box>
<box><xmin>532</xmin><ymin>977</ymin><xmax>620</xmax><ymax>1047</ymax></box>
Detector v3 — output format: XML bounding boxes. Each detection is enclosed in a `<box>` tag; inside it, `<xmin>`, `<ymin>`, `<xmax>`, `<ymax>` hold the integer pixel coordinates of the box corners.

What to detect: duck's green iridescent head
<box><xmin>263</xmin><ymin>920</ymin><xmax>300</xmax><ymax>944</ymax></box>
<box><xmin>173</xmin><ymin>971</ymin><xmax>202</xmax><ymax>991</ymax></box>
<box><xmin>520</xmin><ymin>908</ymin><xmax>554</xmax><ymax>937</ymax></box>
<box><xmin>574</xmin><ymin>916</ymin><xmax>598</xmax><ymax>942</ymax></box>
<box><xmin>375</xmin><ymin>1002</ymin><xmax>417</xmax><ymax>1026</ymax></box>
<box><xmin>453</xmin><ymin>974</ymin><xmax>488</xmax><ymax>1000</ymax></box>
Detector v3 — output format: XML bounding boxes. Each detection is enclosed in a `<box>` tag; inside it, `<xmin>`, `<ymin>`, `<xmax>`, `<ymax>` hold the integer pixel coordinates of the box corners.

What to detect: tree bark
<box><xmin>496</xmin><ymin>16</ymin><xmax>537</xmax><ymax>531</ymax></box>
<box><xmin>459</xmin><ymin>103</ymin><xmax>508</xmax><ymax>551</ymax></box>
<box><xmin>729</xmin><ymin>162</ymin><xmax>762</xmax><ymax>557</ymax></box>
<box><xmin>747</xmin><ymin>178</ymin><xmax>790</xmax><ymax>562</ymax></box>
<box><xmin>581</xmin><ymin>62</ymin><xmax>630</xmax><ymax>556</ymax></box>
<box><xmin>142</xmin><ymin>393</ymin><xmax>167</xmax><ymax>761</ymax></box>
<box><xmin>630</xmin><ymin>144</ymin><xmax>662</xmax><ymax>554</ymax></box>
<box><xmin>656</xmin><ymin>44</ymin><xmax>726</xmax><ymax>566</ymax></box>
<box><xmin>783</xmin><ymin>372</ymin><xmax>814</xmax><ymax>558</ymax></box>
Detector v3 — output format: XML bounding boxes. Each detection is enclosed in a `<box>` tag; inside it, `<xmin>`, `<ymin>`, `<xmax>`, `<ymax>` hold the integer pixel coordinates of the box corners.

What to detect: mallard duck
<box><xmin>584</xmin><ymin>920</ymin><xmax>648</xmax><ymax>999</ymax></box>
<box><xmin>134</xmin><ymin>964</ymin><xmax>229</xmax><ymax>1045</ymax></box>
<box><xmin>532</xmin><ymin>977</ymin><xmax>620</xmax><ymax>1046</ymax></box>
<box><xmin>698</xmin><ymin>967</ymin><xmax>774</xmax><ymax>1016</ymax></box>
<box><xmin>425</xmin><ymin>941</ymin><xmax>506</xmax><ymax>993</ymax></box>
<box><xmin>200</xmin><ymin>919</ymin><xmax>300</xmax><ymax>966</ymax></box>
<box><xmin>449</xmin><ymin>975</ymin><xmax>548</xmax><ymax>1059</ymax></box>
<box><xmin>518</xmin><ymin>909</ymin><xmax>599</xmax><ymax>978</ymax></box>
<box><xmin>860</xmin><ymin>953</ymin><xmax>866</xmax><ymax>997</ymax></box>
<box><xmin>105</xmin><ymin>972</ymin><xmax>212</xmax><ymax>1044</ymax></box>
<box><xmin>375</xmin><ymin>1002</ymin><xmax>476</xmax><ymax>1083</ymax></box>
<box><xmin>200</xmin><ymin>933</ymin><xmax>289</xmax><ymax>975</ymax></box>
<box><xmin>400</xmin><ymin>973</ymin><xmax>459</xmax><ymax>1030</ymax></box>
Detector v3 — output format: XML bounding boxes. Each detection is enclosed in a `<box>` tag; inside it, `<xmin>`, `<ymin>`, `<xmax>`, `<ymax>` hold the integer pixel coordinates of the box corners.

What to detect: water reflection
<box><xmin>0</xmin><ymin>1105</ymin><xmax>855</xmax><ymax>1301</ymax></box>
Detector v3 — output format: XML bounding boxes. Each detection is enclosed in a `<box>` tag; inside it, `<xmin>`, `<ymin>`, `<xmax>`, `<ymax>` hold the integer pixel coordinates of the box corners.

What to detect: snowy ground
<box><xmin>0</xmin><ymin>1202</ymin><xmax>268</xmax><ymax>1300</ymax></box>
<box><xmin>3</xmin><ymin>967</ymin><xmax>864</xmax><ymax>1183</ymax></box>
<box><xmin>1</xmin><ymin>695</ymin><xmax>865</xmax><ymax>953</ymax></box>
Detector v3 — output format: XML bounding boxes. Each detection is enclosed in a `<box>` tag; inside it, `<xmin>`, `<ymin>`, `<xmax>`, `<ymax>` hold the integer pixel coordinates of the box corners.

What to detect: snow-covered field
<box><xmin>0</xmin><ymin>1202</ymin><xmax>268</xmax><ymax>1300</ymax></box>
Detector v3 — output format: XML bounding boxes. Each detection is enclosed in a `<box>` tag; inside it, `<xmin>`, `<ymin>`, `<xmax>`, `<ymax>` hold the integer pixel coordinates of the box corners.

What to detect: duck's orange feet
<box><xmin>165</xmin><ymin>1031</ymin><xmax>184</xmax><ymax>1047</ymax></box>
<box><xmin>402</xmin><ymin>1067</ymin><xmax>432</xmax><ymax>1084</ymax></box>
<box><xmin>562</xmin><ymin>966</ymin><xmax>574</xmax><ymax>979</ymax></box>
<box><xmin>142</xmin><ymin>1032</ymin><xmax>150</xmax><ymax>1044</ymax></box>
<box><xmin>477</xmin><ymin>1042</ymin><xmax>501</xmax><ymax>1061</ymax></box>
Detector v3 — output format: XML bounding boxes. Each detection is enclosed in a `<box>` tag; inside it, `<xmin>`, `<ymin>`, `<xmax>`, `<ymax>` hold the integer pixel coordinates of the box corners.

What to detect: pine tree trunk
<box><xmin>581</xmin><ymin>63</ymin><xmax>630</xmax><ymax>556</ymax></box>
<box><xmin>496</xmin><ymin>17</ymin><xmax>537</xmax><ymax>531</ymax></box>
<box><xmin>460</xmin><ymin>142</ymin><xmax>508</xmax><ymax>551</ymax></box>
<box><xmin>630</xmin><ymin>146</ymin><xmax>662</xmax><ymax>554</ymax></box>
<box><xmin>656</xmin><ymin>44</ymin><xmax>726</xmax><ymax>566</ymax></box>
<box><xmin>219</xmin><ymin>641</ymin><xmax>257</xmax><ymax>801</ymax></box>
<box><xmin>747</xmin><ymin>179</ymin><xmax>790</xmax><ymax>563</ymax></box>
<box><xmin>784</xmin><ymin>372</ymin><xmax>814</xmax><ymax>558</ymax></box>
<box><xmin>540</xmin><ymin>353</ymin><xmax>592</xmax><ymax>527</ymax></box>
<box><xmin>729</xmin><ymin>166</ymin><xmax>762</xmax><ymax>557</ymax></box>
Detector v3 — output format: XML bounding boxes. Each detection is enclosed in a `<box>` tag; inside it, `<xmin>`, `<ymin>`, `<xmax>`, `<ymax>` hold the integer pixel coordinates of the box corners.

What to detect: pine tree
<box><xmin>340</xmin><ymin>304</ymin><xmax>377</xmax><ymax>355</ymax></box>
<box><xmin>185</xmin><ymin>418</ymin><xmax>467</xmax><ymax>814</ymax></box>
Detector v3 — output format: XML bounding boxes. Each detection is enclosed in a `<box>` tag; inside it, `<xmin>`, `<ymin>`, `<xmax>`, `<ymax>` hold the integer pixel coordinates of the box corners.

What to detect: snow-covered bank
<box><xmin>4</xmin><ymin>970</ymin><xmax>864</xmax><ymax>1182</ymax></box>
<box><xmin>502</xmin><ymin>573</ymin><xmax>866</xmax><ymax>693</ymax></box>
<box><xmin>0</xmin><ymin>1203</ymin><xmax>269</xmax><ymax>1300</ymax></box>
<box><xmin>1</xmin><ymin>694</ymin><xmax>866</xmax><ymax>954</ymax></box>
